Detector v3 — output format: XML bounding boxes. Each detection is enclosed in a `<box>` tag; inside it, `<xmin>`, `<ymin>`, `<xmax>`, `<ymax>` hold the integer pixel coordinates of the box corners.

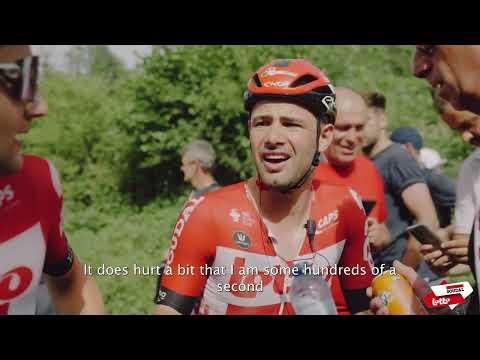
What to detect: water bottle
<box><xmin>289</xmin><ymin>262</ymin><xmax>337</xmax><ymax>315</ymax></box>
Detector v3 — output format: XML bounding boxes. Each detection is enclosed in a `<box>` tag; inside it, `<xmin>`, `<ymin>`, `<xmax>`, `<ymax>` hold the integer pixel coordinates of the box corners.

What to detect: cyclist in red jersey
<box><xmin>0</xmin><ymin>45</ymin><xmax>104</xmax><ymax>315</ymax></box>
<box><xmin>315</xmin><ymin>87</ymin><xmax>390</xmax><ymax>253</ymax></box>
<box><xmin>154</xmin><ymin>59</ymin><xmax>375</xmax><ymax>315</ymax></box>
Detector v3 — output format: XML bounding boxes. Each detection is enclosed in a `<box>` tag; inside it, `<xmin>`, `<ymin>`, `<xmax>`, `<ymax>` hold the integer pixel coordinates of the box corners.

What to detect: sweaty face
<box><xmin>325</xmin><ymin>99</ymin><xmax>367</xmax><ymax>167</ymax></box>
<box><xmin>413</xmin><ymin>45</ymin><xmax>480</xmax><ymax>114</ymax></box>
<box><xmin>249</xmin><ymin>101</ymin><xmax>328</xmax><ymax>191</ymax></box>
<box><xmin>0</xmin><ymin>45</ymin><xmax>47</xmax><ymax>175</ymax></box>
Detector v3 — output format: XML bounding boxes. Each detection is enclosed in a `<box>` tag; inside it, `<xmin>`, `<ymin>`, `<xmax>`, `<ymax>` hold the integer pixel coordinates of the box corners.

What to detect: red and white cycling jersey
<box><xmin>0</xmin><ymin>155</ymin><xmax>71</xmax><ymax>315</ymax></box>
<box><xmin>158</xmin><ymin>180</ymin><xmax>374</xmax><ymax>315</ymax></box>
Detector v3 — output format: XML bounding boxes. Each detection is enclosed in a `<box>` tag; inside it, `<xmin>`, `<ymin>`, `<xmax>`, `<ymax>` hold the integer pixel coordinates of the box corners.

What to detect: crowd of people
<box><xmin>2</xmin><ymin>44</ymin><xmax>480</xmax><ymax>315</ymax></box>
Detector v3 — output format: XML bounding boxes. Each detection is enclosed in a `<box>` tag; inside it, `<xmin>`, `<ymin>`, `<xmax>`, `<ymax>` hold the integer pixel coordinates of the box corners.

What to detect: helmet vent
<box><xmin>252</xmin><ymin>73</ymin><xmax>262</xmax><ymax>87</ymax></box>
<box><xmin>290</xmin><ymin>75</ymin><xmax>318</xmax><ymax>88</ymax></box>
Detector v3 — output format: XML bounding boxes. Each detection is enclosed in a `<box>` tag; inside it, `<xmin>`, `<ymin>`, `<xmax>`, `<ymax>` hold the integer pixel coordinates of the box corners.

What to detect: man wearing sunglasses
<box><xmin>0</xmin><ymin>45</ymin><xmax>105</xmax><ymax>315</ymax></box>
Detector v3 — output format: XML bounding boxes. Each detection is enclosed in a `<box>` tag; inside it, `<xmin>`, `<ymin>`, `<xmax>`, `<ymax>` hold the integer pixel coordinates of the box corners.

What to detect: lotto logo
<box><xmin>432</xmin><ymin>297</ymin><xmax>450</xmax><ymax>306</ymax></box>
<box><xmin>0</xmin><ymin>185</ymin><xmax>14</xmax><ymax>208</ymax></box>
<box><xmin>0</xmin><ymin>266</ymin><xmax>34</xmax><ymax>315</ymax></box>
<box><xmin>423</xmin><ymin>281</ymin><xmax>473</xmax><ymax>310</ymax></box>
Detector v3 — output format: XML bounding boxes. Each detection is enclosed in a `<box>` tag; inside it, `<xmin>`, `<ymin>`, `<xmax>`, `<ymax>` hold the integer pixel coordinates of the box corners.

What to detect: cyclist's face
<box><xmin>249</xmin><ymin>101</ymin><xmax>332</xmax><ymax>190</ymax></box>
<box><xmin>413</xmin><ymin>45</ymin><xmax>480</xmax><ymax>114</ymax></box>
<box><xmin>325</xmin><ymin>99</ymin><xmax>367</xmax><ymax>167</ymax></box>
<box><xmin>0</xmin><ymin>45</ymin><xmax>48</xmax><ymax>175</ymax></box>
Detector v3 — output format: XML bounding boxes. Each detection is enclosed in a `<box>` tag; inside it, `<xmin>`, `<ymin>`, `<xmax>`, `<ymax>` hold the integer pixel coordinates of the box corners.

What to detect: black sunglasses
<box><xmin>0</xmin><ymin>56</ymin><xmax>39</xmax><ymax>102</ymax></box>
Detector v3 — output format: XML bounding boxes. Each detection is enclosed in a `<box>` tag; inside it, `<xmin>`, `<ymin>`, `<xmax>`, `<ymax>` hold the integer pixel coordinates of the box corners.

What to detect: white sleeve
<box><xmin>454</xmin><ymin>159</ymin><xmax>475</xmax><ymax>234</ymax></box>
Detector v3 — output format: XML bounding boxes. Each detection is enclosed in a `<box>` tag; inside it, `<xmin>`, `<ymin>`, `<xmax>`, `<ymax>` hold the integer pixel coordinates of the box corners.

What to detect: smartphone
<box><xmin>406</xmin><ymin>224</ymin><xmax>443</xmax><ymax>247</ymax></box>
<box><xmin>362</xmin><ymin>200</ymin><xmax>376</xmax><ymax>217</ymax></box>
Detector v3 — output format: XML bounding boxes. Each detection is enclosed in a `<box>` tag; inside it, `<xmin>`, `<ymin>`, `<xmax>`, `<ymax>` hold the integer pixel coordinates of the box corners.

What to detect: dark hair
<box><xmin>361</xmin><ymin>91</ymin><xmax>386</xmax><ymax>111</ymax></box>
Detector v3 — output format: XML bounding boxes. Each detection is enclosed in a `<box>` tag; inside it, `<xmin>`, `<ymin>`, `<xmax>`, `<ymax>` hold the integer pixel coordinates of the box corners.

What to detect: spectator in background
<box><xmin>181</xmin><ymin>140</ymin><xmax>220</xmax><ymax>199</ymax></box>
<box><xmin>361</xmin><ymin>91</ymin><xmax>440</xmax><ymax>282</ymax></box>
<box><xmin>420</xmin><ymin>148</ymin><xmax>446</xmax><ymax>174</ymax></box>
<box><xmin>369</xmin><ymin>45</ymin><xmax>480</xmax><ymax>316</ymax></box>
<box><xmin>315</xmin><ymin>87</ymin><xmax>390</xmax><ymax>253</ymax></box>
<box><xmin>156</xmin><ymin>139</ymin><xmax>222</xmax><ymax>277</ymax></box>
<box><xmin>390</xmin><ymin>126</ymin><xmax>456</xmax><ymax>228</ymax></box>
<box><xmin>425</xmin><ymin>91</ymin><xmax>479</xmax><ymax>277</ymax></box>
<box><xmin>314</xmin><ymin>87</ymin><xmax>390</xmax><ymax>315</ymax></box>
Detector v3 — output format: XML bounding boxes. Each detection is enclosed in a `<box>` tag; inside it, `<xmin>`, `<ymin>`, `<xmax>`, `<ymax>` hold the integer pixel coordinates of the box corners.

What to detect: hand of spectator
<box><xmin>366</xmin><ymin>217</ymin><xmax>391</xmax><ymax>253</ymax></box>
<box><xmin>420</xmin><ymin>226</ymin><xmax>470</xmax><ymax>275</ymax></box>
<box><xmin>441</xmin><ymin>238</ymin><xmax>470</xmax><ymax>264</ymax></box>
<box><xmin>366</xmin><ymin>260</ymin><xmax>430</xmax><ymax>315</ymax></box>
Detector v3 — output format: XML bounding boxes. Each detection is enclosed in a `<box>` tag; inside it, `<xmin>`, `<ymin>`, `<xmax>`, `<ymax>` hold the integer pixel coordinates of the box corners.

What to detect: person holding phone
<box><xmin>369</xmin><ymin>45</ymin><xmax>480</xmax><ymax>315</ymax></box>
<box><xmin>361</xmin><ymin>91</ymin><xmax>440</xmax><ymax>283</ymax></box>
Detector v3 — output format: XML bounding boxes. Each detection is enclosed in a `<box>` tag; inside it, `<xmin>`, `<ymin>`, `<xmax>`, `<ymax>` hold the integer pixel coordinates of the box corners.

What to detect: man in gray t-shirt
<box><xmin>371</xmin><ymin>143</ymin><xmax>435</xmax><ymax>277</ymax></box>
<box><xmin>361</xmin><ymin>91</ymin><xmax>440</xmax><ymax>281</ymax></box>
<box><xmin>391</xmin><ymin>126</ymin><xmax>456</xmax><ymax>228</ymax></box>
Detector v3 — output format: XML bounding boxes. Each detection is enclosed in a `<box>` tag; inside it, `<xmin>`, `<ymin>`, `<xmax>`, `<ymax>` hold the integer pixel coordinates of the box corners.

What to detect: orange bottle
<box><xmin>372</xmin><ymin>272</ymin><xmax>427</xmax><ymax>315</ymax></box>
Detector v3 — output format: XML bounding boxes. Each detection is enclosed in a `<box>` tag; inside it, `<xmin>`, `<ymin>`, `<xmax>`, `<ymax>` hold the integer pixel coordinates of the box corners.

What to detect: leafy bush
<box><xmin>123</xmin><ymin>45</ymin><xmax>466</xmax><ymax>205</ymax></box>
<box><xmin>23</xmin><ymin>70</ymin><xmax>134</xmax><ymax>211</ymax></box>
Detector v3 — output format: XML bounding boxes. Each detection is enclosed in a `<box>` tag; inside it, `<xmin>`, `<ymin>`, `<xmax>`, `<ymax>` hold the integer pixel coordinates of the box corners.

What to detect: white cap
<box><xmin>419</xmin><ymin>148</ymin><xmax>445</xmax><ymax>170</ymax></box>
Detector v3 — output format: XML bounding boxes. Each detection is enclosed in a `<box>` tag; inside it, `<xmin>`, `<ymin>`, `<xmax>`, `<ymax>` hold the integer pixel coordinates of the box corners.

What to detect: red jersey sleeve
<box><xmin>42</xmin><ymin>160</ymin><xmax>73</xmax><ymax>276</ymax></box>
<box><xmin>157</xmin><ymin>196</ymin><xmax>217</xmax><ymax>314</ymax></box>
<box><xmin>338</xmin><ymin>188</ymin><xmax>375</xmax><ymax>290</ymax></box>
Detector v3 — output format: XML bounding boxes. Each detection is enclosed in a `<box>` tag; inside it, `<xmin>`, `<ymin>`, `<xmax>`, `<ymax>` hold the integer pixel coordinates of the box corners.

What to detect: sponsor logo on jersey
<box><xmin>264</xmin><ymin>81</ymin><xmax>290</xmax><ymax>88</ymax></box>
<box><xmin>0</xmin><ymin>185</ymin><xmax>14</xmax><ymax>209</ymax></box>
<box><xmin>156</xmin><ymin>289</ymin><xmax>167</xmax><ymax>302</ymax></box>
<box><xmin>0</xmin><ymin>223</ymin><xmax>46</xmax><ymax>314</ymax></box>
<box><xmin>229</xmin><ymin>209</ymin><xmax>241</xmax><ymax>223</ymax></box>
<box><xmin>322</xmin><ymin>95</ymin><xmax>336</xmax><ymax>113</ymax></box>
<box><xmin>316</xmin><ymin>210</ymin><xmax>339</xmax><ymax>234</ymax></box>
<box><xmin>0</xmin><ymin>266</ymin><xmax>33</xmax><ymax>302</ymax></box>
<box><xmin>166</xmin><ymin>196</ymin><xmax>205</xmax><ymax>266</ymax></box>
<box><xmin>261</xmin><ymin>67</ymin><xmax>298</xmax><ymax>78</ymax></box>
<box><xmin>242</xmin><ymin>211</ymin><xmax>255</xmax><ymax>228</ymax></box>
<box><xmin>204</xmin><ymin>241</ymin><xmax>346</xmax><ymax>307</ymax></box>
<box><xmin>232</xmin><ymin>231</ymin><xmax>251</xmax><ymax>249</ymax></box>
<box><xmin>0</xmin><ymin>266</ymin><xmax>34</xmax><ymax>314</ymax></box>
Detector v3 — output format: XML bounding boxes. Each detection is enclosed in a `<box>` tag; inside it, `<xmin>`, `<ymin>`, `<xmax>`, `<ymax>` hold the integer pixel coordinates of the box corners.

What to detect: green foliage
<box><xmin>65</xmin><ymin>45</ymin><xmax>126</xmax><ymax>83</ymax></box>
<box><xmin>67</xmin><ymin>198</ymin><xmax>186</xmax><ymax>315</ymax></box>
<box><xmin>22</xmin><ymin>70</ymin><xmax>133</xmax><ymax>211</ymax></box>
<box><xmin>90</xmin><ymin>45</ymin><xmax>126</xmax><ymax>82</ymax></box>
<box><xmin>123</xmin><ymin>45</ymin><xmax>466</xmax><ymax>204</ymax></box>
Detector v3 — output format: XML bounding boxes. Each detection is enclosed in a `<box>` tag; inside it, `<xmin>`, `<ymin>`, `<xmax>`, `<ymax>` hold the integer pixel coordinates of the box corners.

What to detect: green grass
<box><xmin>65</xmin><ymin>199</ymin><xmax>186</xmax><ymax>315</ymax></box>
